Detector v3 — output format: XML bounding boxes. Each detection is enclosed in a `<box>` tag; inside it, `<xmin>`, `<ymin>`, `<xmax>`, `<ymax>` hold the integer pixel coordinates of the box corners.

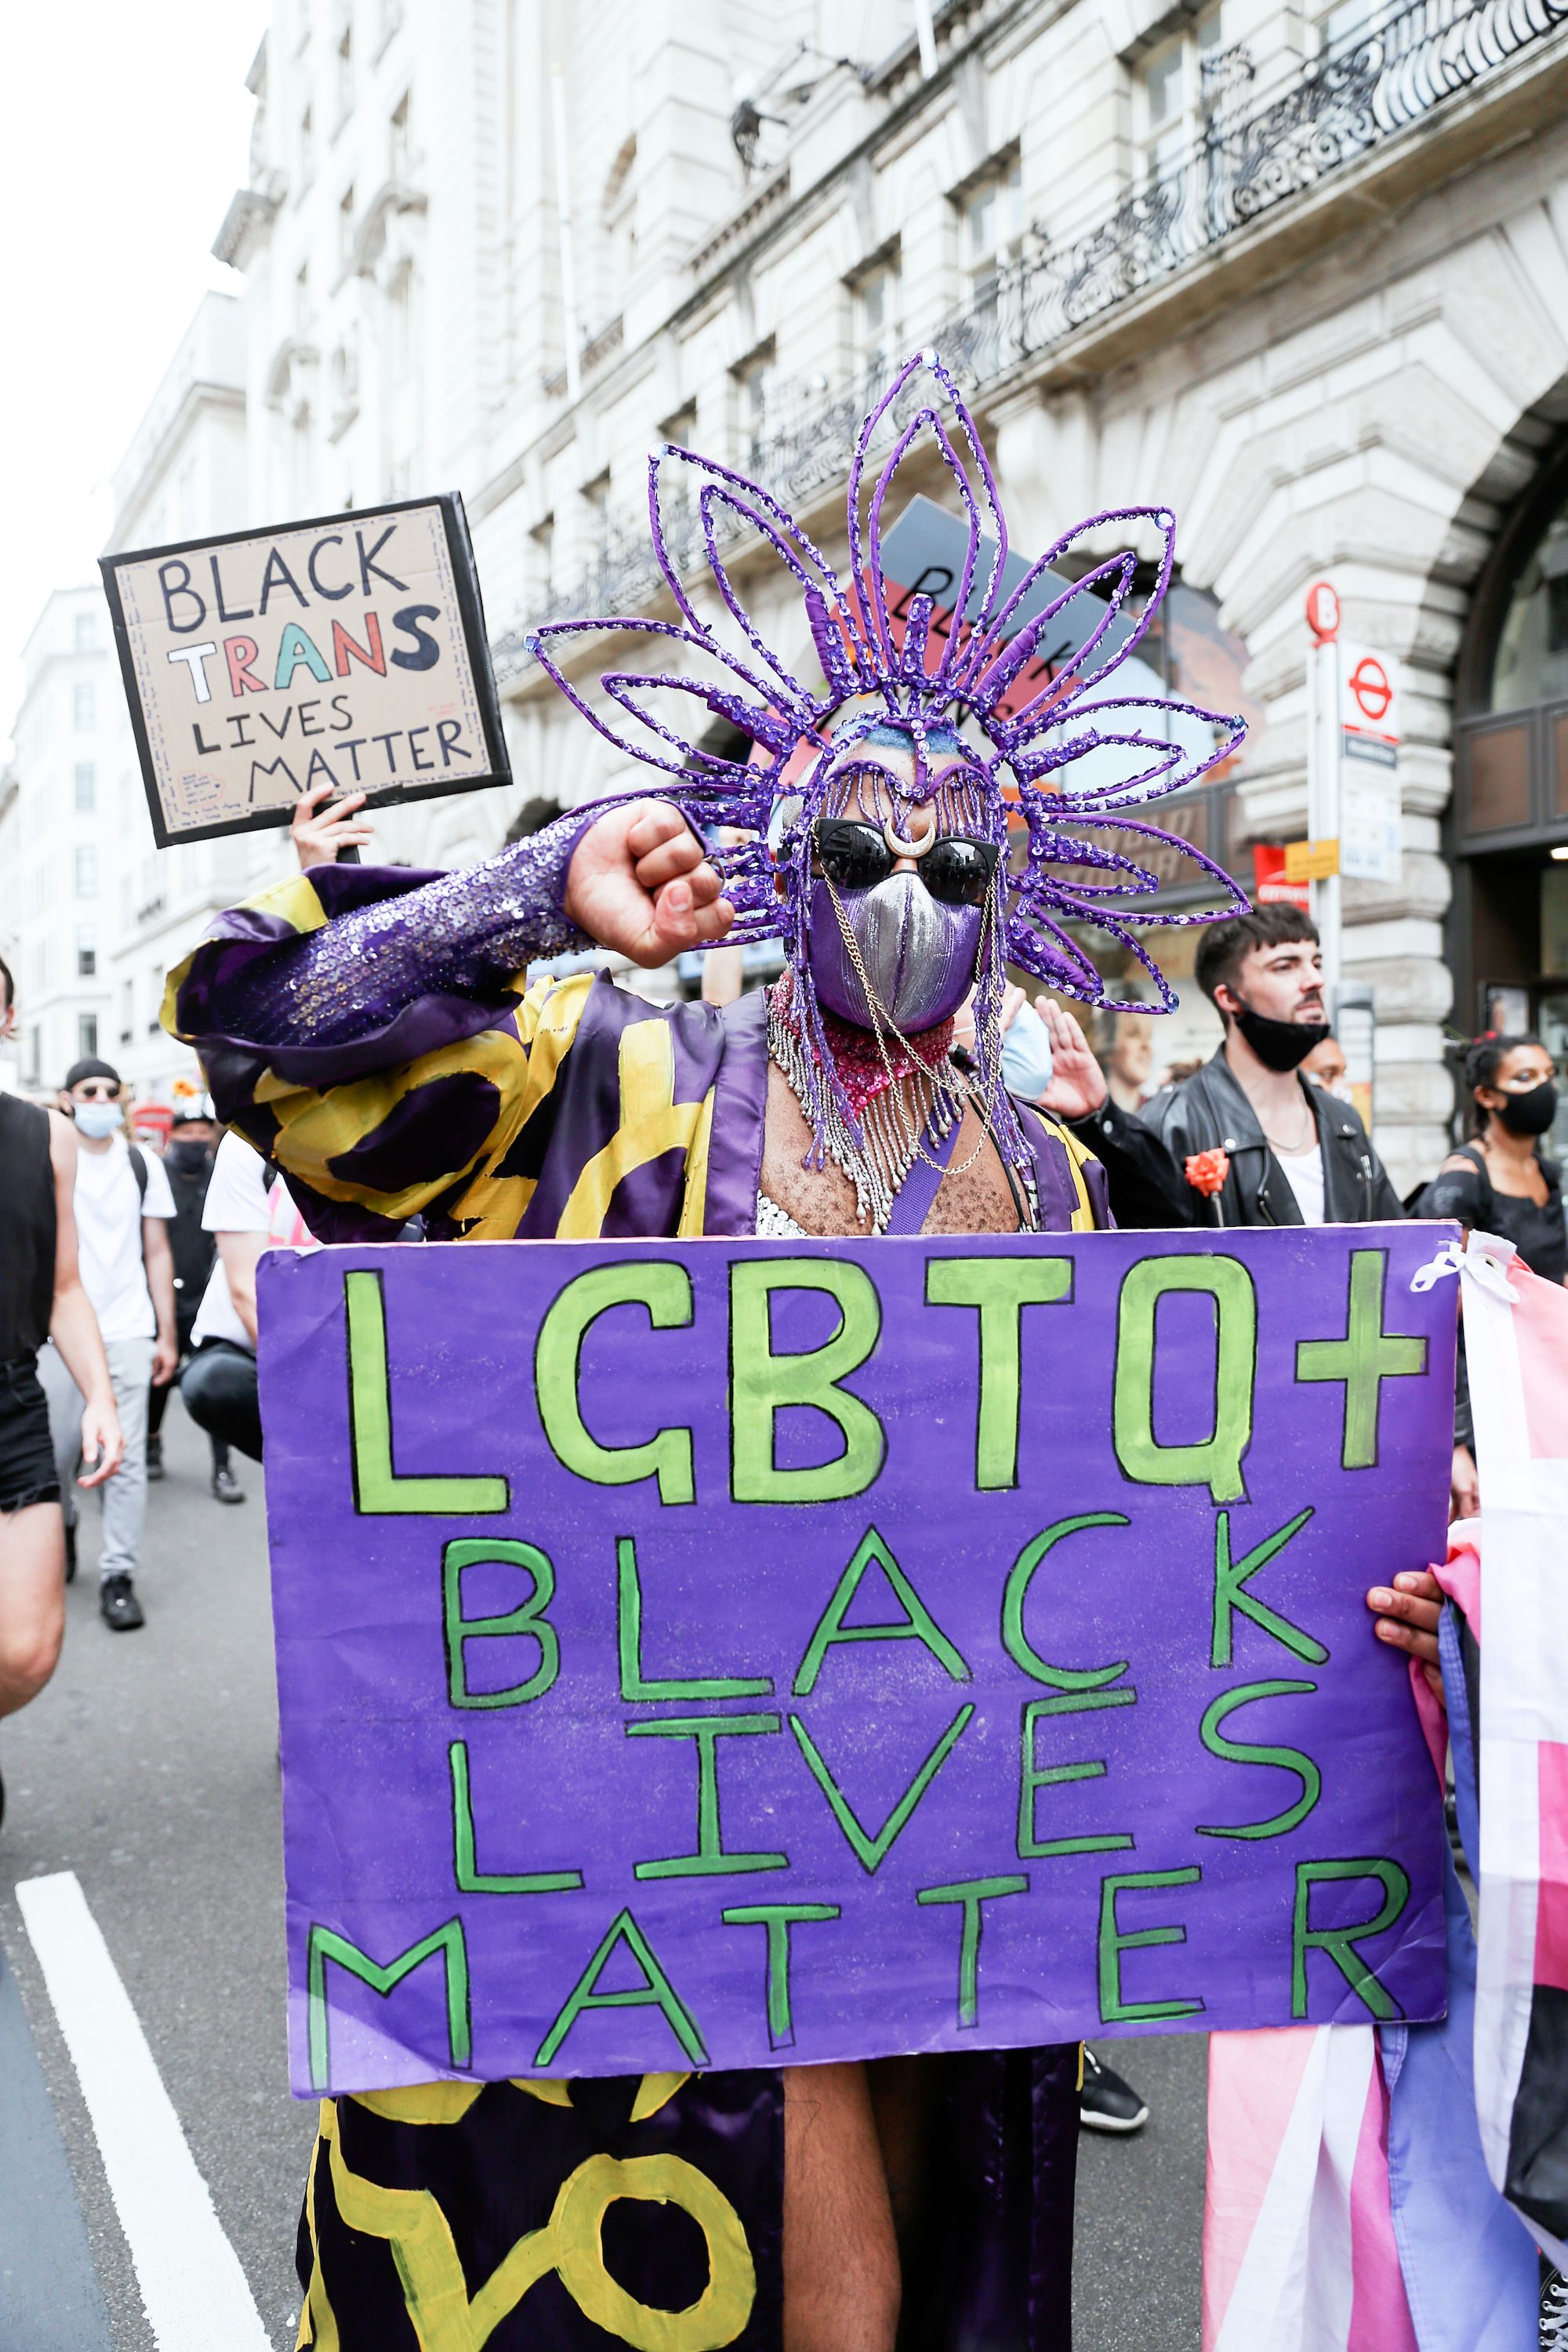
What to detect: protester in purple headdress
<box><xmin>165</xmin><ymin>353</ymin><xmax>1246</xmax><ymax>2352</ymax></box>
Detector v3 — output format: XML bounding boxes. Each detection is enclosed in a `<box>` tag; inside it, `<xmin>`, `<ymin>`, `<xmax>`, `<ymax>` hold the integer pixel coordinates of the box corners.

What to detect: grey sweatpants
<box><xmin>38</xmin><ymin>1336</ymin><xmax>153</xmax><ymax>1583</ymax></box>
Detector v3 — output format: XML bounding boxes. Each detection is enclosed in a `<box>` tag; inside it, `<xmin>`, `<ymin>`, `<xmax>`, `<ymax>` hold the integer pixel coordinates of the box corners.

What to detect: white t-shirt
<box><xmin>191</xmin><ymin>1132</ymin><xmax>319</xmax><ymax>1348</ymax></box>
<box><xmin>72</xmin><ymin>1135</ymin><xmax>175</xmax><ymax>1342</ymax></box>
<box><xmin>191</xmin><ymin>1134</ymin><xmax>274</xmax><ymax>1351</ymax></box>
<box><xmin>1279</xmin><ymin>1144</ymin><xmax>1327</xmax><ymax>1227</ymax></box>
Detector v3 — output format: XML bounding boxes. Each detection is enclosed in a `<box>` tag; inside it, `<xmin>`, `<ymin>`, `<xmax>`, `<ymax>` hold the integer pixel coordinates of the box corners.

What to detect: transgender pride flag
<box><xmin>1201</xmin><ymin>1229</ymin><xmax>1562</xmax><ymax>2348</ymax></box>
<box><xmin>1459</xmin><ymin>1232</ymin><xmax>1568</xmax><ymax>2272</ymax></box>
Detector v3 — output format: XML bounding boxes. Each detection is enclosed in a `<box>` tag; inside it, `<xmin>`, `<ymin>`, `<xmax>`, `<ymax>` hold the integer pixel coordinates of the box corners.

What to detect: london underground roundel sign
<box><xmin>1305</xmin><ymin>580</ymin><xmax>1341</xmax><ymax>641</ymax></box>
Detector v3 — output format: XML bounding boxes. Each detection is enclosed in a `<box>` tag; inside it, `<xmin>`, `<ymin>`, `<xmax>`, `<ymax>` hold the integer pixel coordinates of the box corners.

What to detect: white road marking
<box><xmin>16</xmin><ymin>1870</ymin><xmax>272</xmax><ymax>2352</ymax></box>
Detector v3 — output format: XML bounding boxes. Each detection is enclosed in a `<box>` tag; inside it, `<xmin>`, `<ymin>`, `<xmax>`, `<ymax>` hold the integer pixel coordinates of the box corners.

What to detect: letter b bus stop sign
<box><xmin>100</xmin><ymin>492</ymin><xmax>510</xmax><ymax>846</ymax></box>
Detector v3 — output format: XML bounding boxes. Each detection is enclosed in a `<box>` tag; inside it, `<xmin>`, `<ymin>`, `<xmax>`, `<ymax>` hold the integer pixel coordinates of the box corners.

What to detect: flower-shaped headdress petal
<box><xmin>527</xmin><ymin>349</ymin><xmax>1250</xmax><ymax>1007</ymax></box>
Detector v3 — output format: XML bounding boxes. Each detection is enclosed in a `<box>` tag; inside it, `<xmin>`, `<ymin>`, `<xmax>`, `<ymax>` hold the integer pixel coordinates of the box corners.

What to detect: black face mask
<box><xmin>168</xmin><ymin>1139</ymin><xmax>212</xmax><ymax>1174</ymax></box>
<box><xmin>1497</xmin><ymin>1079</ymin><xmax>1558</xmax><ymax>1136</ymax></box>
<box><xmin>1231</xmin><ymin>998</ymin><xmax>1331</xmax><ymax>1073</ymax></box>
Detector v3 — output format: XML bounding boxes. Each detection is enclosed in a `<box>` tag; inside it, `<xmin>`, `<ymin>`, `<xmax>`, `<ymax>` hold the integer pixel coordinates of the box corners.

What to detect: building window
<box><xmin>1139</xmin><ymin>13</ymin><xmax>1225</xmax><ymax>184</ymax></box>
<box><xmin>337</xmin><ymin>21</ymin><xmax>354</xmax><ymax>120</ymax></box>
<box><xmin>296</xmin><ymin>262</ymin><xmax>311</xmax><ymax>332</ymax></box>
<box><xmin>390</xmin><ymin>90</ymin><xmax>410</xmax><ymax>180</ymax></box>
<box><xmin>964</xmin><ymin>160</ymin><xmax>1022</xmax><ymax>296</ymax></box>
<box><xmin>855</xmin><ymin>258</ymin><xmax>902</xmax><ymax>380</ymax></box>
<box><xmin>531</xmin><ymin>517</ymin><xmax>554</xmax><ymax>601</ymax></box>
<box><xmin>75</xmin><ymin>846</ymin><xmax>97</xmax><ymax>898</ymax></box>
<box><xmin>30</xmin><ymin>939</ymin><xmax>48</xmax><ymax>992</ymax></box>
<box><xmin>74</xmin><ymin>612</ymin><xmax>96</xmax><ymax>653</ymax></box>
<box><xmin>78</xmin><ymin>1014</ymin><xmax>98</xmax><ymax>1062</ymax></box>
<box><xmin>1489</xmin><ymin>492</ymin><xmax>1568</xmax><ymax>713</ymax></box>
<box><xmin>583</xmin><ymin>474</ymin><xmax>611</xmax><ymax>561</ymax></box>
<box><xmin>299</xmin><ymin>103</ymin><xmax>315</xmax><ymax>190</ymax></box>
<box><xmin>388</xmin><ymin>263</ymin><xmax>414</xmax><ymax>383</ymax></box>
<box><xmin>74</xmin><ymin>683</ymin><xmax>96</xmax><ymax>731</ymax></box>
<box><xmin>77</xmin><ymin>927</ymin><xmax>96</xmax><ymax>979</ymax></box>
<box><xmin>74</xmin><ymin>762</ymin><xmax>95</xmax><ymax>813</ymax></box>
<box><xmin>737</xmin><ymin>351</ymin><xmax>774</xmax><ymax>468</ymax></box>
<box><xmin>25</xmin><ymin>1027</ymin><xmax>40</xmax><ymax>1086</ymax></box>
<box><xmin>339</xmin><ymin>184</ymin><xmax>355</xmax><ymax>268</ymax></box>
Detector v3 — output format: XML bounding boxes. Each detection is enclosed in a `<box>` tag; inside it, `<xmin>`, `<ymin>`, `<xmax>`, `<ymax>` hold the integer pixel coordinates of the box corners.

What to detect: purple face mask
<box><xmin>807</xmin><ymin>874</ymin><xmax>983</xmax><ymax>1034</ymax></box>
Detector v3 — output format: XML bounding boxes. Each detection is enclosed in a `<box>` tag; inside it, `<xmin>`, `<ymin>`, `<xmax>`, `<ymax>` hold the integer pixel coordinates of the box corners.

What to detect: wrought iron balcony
<box><xmin>495</xmin><ymin>0</ymin><xmax>1568</xmax><ymax>673</ymax></box>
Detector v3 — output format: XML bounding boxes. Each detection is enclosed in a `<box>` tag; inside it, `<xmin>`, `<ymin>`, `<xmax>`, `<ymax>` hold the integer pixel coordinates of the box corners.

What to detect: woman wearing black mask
<box><xmin>1419</xmin><ymin>1035</ymin><xmax>1566</xmax><ymax>1516</ymax></box>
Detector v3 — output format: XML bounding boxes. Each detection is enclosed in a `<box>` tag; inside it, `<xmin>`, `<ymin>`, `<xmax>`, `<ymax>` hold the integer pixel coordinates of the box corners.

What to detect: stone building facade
<box><xmin>37</xmin><ymin>0</ymin><xmax>1568</xmax><ymax>1181</ymax></box>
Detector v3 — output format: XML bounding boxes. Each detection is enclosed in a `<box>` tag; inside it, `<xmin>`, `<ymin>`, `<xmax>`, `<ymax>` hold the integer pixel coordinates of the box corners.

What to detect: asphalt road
<box><xmin>0</xmin><ymin>1392</ymin><xmax>1207</xmax><ymax>2351</ymax></box>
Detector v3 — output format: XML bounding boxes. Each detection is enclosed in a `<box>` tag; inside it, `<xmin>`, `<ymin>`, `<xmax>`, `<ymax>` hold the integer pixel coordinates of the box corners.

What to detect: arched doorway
<box><xmin>1451</xmin><ymin>432</ymin><xmax>1568</xmax><ymax>1153</ymax></box>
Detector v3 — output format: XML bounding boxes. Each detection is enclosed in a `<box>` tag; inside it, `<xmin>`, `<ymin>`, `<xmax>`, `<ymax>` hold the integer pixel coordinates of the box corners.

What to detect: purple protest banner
<box><xmin>257</xmin><ymin>1224</ymin><xmax>1457</xmax><ymax>2099</ymax></box>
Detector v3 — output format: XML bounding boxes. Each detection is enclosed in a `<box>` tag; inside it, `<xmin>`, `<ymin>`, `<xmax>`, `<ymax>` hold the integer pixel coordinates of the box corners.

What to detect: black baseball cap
<box><xmin>63</xmin><ymin>1057</ymin><xmax>122</xmax><ymax>1094</ymax></box>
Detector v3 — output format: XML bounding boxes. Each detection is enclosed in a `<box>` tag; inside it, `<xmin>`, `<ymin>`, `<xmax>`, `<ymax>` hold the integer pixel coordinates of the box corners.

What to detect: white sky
<box><xmin>0</xmin><ymin>2</ymin><xmax>269</xmax><ymax>750</ymax></box>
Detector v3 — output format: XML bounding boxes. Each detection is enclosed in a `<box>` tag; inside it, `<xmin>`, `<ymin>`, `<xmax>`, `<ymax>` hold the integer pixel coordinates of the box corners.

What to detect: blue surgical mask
<box><xmin>1000</xmin><ymin>1000</ymin><xmax>1054</xmax><ymax>1102</ymax></box>
<box><xmin>73</xmin><ymin>1102</ymin><xmax>122</xmax><ymax>1138</ymax></box>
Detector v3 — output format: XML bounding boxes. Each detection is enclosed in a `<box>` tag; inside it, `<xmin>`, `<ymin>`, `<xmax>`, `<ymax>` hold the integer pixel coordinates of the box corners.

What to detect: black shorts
<box><xmin>0</xmin><ymin>1356</ymin><xmax>60</xmax><ymax>1514</ymax></box>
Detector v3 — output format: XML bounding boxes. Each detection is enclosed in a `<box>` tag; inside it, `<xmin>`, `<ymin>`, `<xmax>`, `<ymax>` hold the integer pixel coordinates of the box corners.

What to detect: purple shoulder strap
<box><xmin>884</xmin><ymin>1112</ymin><xmax>963</xmax><ymax>1236</ymax></box>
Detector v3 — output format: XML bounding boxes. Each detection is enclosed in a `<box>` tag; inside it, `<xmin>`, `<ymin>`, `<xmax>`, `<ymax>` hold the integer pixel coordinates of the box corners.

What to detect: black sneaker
<box><xmin>64</xmin><ymin>1520</ymin><xmax>76</xmax><ymax>1584</ymax></box>
<box><xmin>211</xmin><ymin>1466</ymin><xmax>245</xmax><ymax>1505</ymax></box>
<box><xmin>146</xmin><ymin>1436</ymin><xmax>164</xmax><ymax>1483</ymax></box>
<box><xmin>1543</xmin><ymin>2267</ymin><xmax>1567</xmax><ymax>2351</ymax></box>
<box><xmin>100</xmin><ymin>1574</ymin><xmax>144</xmax><ymax>1632</ymax></box>
<box><xmin>1080</xmin><ymin>2047</ymin><xmax>1149</xmax><ymax>2134</ymax></box>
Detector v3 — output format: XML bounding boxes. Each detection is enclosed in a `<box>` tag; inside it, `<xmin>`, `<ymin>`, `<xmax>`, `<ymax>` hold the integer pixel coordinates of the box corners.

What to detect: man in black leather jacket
<box><xmin>1134</xmin><ymin>905</ymin><xmax>1404</xmax><ymax>1227</ymax></box>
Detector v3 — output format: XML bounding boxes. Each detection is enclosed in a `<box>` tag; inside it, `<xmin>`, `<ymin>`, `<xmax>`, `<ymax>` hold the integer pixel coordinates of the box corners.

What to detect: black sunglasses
<box><xmin>815</xmin><ymin>819</ymin><xmax>1001</xmax><ymax>908</ymax></box>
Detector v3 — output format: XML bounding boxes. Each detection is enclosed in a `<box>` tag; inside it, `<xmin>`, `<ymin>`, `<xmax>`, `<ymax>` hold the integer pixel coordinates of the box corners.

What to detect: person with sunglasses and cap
<box><xmin>37</xmin><ymin>1058</ymin><xmax>177</xmax><ymax>1632</ymax></box>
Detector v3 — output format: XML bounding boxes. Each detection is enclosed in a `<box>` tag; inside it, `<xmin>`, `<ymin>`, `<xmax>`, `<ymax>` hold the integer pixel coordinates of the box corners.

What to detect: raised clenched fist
<box><xmin>564</xmin><ymin>800</ymin><xmax>735</xmax><ymax>967</ymax></box>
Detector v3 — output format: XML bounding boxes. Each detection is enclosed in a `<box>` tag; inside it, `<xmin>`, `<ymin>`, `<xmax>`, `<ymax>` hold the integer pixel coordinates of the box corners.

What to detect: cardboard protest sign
<box><xmin>258</xmin><ymin>1225</ymin><xmax>1456</xmax><ymax>2098</ymax></box>
<box><xmin>100</xmin><ymin>495</ymin><xmax>510</xmax><ymax>845</ymax></box>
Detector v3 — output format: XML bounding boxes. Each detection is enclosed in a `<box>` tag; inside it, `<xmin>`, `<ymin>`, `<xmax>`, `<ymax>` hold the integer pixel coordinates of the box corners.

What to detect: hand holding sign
<box><xmin>292</xmin><ymin>781</ymin><xmax>375</xmax><ymax>869</ymax></box>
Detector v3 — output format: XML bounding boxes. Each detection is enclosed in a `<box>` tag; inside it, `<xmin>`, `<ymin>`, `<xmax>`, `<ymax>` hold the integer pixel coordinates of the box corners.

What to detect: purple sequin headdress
<box><xmin>526</xmin><ymin>350</ymin><xmax>1249</xmax><ymax>1185</ymax></box>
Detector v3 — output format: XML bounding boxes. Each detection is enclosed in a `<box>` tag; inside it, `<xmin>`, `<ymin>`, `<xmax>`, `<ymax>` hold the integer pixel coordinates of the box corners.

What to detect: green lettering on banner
<box><xmin>1002</xmin><ymin>1515</ymin><xmax>1131</xmax><ymax>1690</ymax></box>
<box><xmin>1112</xmin><ymin>1257</ymin><xmax>1256</xmax><ymax>1502</ymax></box>
<box><xmin>789</xmin><ymin>1706</ymin><xmax>975</xmax><ymax>1874</ymax></box>
<box><xmin>628</xmin><ymin>1715</ymin><xmax>789</xmax><ymax>1879</ymax></box>
<box><xmin>535</xmin><ymin>1263</ymin><xmax>695</xmax><ymax>1505</ymax></box>
<box><xmin>617</xmin><ymin>1536</ymin><xmax>771</xmax><ymax>1701</ymax></box>
<box><xmin>1196</xmin><ymin>1681</ymin><xmax>1322</xmax><ymax>1840</ymax></box>
<box><xmin>1291</xmin><ymin>1857</ymin><xmax>1410</xmax><ymax>2020</ymax></box>
<box><xmin>344</xmin><ymin>1271</ymin><xmax>508</xmax><ymax>1515</ymax></box>
<box><xmin>535</xmin><ymin>1909</ymin><xmax>707</xmax><ymax>2067</ymax></box>
<box><xmin>720</xmin><ymin>1904</ymin><xmax>840</xmax><ymax>2049</ymax></box>
<box><xmin>916</xmin><ymin>1875</ymin><xmax>1029</xmax><ymax>2030</ymax></box>
<box><xmin>1097</xmin><ymin>1867</ymin><xmax>1204</xmax><ymax>2024</ymax></box>
<box><xmin>924</xmin><ymin>1256</ymin><xmax>1073</xmax><ymax>1489</ymax></box>
<box><xmin>307</xmin><ymin>1917</ymin><xmax>470</xmax><ymax>2092</ymax></box>
<box><xmin>1210</xmin><ymin>1510</ymin><xmax>1325</xmax><ymax>1668</ymax></box>
<box><xmin>730</xmin><ymin>1259</ymin><xmax>886</xmax><ymax>1504</ymax></box>
<box><xmin>793</xmin><ymin>1526</ymin><xmax>970</xmax><ymax>1696</ymax></box>
<box><xmin>448</xmin><ymin>1741</ymin><xmax>583</xmax><ymax>1893</ymax></box>
<box><xmin>443</xmin><ymin>1539</ymin><xmax>560</xmax><ymax>1708</ymax></box>
<box><xmin>1295</xmin><ymin>1250</ymin><xmax>1428</xmax><ymax>1470</ymax></box>
<box><xmin>1018</xmin><ymin>1697</ymin><xmax>1136</xmax><ymax>1859</ymax></box>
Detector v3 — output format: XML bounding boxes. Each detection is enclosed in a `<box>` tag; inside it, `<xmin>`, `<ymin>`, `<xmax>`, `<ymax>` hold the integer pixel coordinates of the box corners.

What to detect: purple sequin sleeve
<box><xmin>217</xmin><ymin>811</ymin><xmax>597</xmax><ymax>1050</ymax></box>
